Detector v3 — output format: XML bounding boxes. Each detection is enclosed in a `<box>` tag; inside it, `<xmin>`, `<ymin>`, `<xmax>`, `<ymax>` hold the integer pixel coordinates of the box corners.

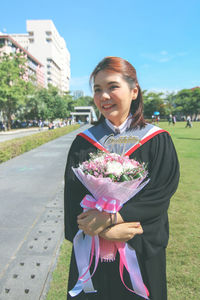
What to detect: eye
<box><xmin>94</xmin><ymin>87</ymin><xmax>101</xmax><ymax>93</ymax></box>
<box><xmin>110</xmin><ymin>85</ymin><xmax>119</xmax><ymax>91</ymax></box>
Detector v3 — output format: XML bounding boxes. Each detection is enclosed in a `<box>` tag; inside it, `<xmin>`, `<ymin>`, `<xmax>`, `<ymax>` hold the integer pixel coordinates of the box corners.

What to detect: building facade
<box><xmin>0</xmin><ymin>35</ymin><xmax>45</xmax><ymax>87</ymax></box>
<box><xmin>73</xmin><ymin>90</ymin><xmax>85</xmax><ymax>99</ymax></box>
<box><xmin>11</xmin><ymin>20</ymin><xmax>70</xmax><ymax>92</ymax></box>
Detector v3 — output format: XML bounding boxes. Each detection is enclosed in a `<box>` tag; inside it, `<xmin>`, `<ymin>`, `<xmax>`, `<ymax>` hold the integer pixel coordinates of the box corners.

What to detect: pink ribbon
<box><xmin>81</xmin><ymin>194</ymin><xmax>122</xmax><ymax>213</ymax></box>
<box><xmin>69</xmin><ymin>194</ymin><xmax>149</xmax><ymax>299</ymax></box>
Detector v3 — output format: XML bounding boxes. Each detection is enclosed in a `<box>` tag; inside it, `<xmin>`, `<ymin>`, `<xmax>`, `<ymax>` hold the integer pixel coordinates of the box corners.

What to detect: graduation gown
<box><xmin>64</xmin><ymin>121</ymin><xmax>180</xmax><ymax>300</ymax></box>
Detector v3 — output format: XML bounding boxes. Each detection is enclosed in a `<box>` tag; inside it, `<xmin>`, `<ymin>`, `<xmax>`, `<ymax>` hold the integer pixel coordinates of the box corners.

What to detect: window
<box><xmin>46</xmin><ymin>38</ymin><xmax>52</xmax><ymax>43</ymax></box>
<box><xmin>46</xmin><ymin>31</ymin><xmax>52</xmax><ymax>36</ymax></box>
<box><xmin>8</xmin><ymin>41</ymin><xmax>13</xmax><ymax>47</ymax></box>
<box><xmin>28</xmin><ymin>31</ymin><xmax>34</xmax><ymax>36</ymax></box>
<box><xmin>0</xmin><ymin>39</ymin><xmax>5</xmax><ymax>48</ymax></box>
<box><xmin>29</xmin><ymin>38</ymin><xmax>34</xmax><ymax>43</ymax></box>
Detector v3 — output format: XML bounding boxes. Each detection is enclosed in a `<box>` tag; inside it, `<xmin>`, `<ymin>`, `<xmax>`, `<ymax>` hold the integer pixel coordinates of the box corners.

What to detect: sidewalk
<box><xmin>0</xmin><ymin>128</ymin><xmax>45</xmax><ymax>135</ymax></box>
<box><xmin>0</xmin><ymin>127</ymin><xmax>48</xmax><ymax>143</ymax></box>
<box><xmin>0</xmin><ymin>125</ymin><xmax>89</xmax><ymax>300</ymax></box>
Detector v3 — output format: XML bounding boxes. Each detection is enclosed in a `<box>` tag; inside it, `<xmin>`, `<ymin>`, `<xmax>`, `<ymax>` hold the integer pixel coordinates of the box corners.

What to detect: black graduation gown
<box><xmin>64</xmin><ymin>124</ymin><xmax>180</xmax><ymax>300</ymax></box>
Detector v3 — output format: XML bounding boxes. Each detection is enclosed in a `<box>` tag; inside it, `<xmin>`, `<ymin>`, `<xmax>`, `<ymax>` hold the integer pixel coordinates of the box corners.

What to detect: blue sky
<box><xmin>1</xmin><ymin>0</ymin><xmax>200</xmax><ymax>96</ymax></box>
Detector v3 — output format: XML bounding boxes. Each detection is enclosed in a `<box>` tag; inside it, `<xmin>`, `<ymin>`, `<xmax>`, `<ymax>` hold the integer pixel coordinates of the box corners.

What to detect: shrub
<box><xmin>0</xmin><ymin>125</ymin><xmax>80</xmax><ymax>164</ymax></box>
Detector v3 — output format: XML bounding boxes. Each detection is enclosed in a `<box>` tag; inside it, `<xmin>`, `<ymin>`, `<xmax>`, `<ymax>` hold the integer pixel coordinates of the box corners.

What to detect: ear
<box><xmin>131</xmin><ymin>87</ymin><xmax>138</xmax><ymax>101</ymax></box>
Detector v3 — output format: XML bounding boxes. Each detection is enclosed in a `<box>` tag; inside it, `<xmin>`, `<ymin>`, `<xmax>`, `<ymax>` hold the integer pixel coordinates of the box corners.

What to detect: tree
<box><xmin>174</xmin><ymin>89</ymin><xmax>200</xmax><ymax>118</ymax></box>
<box><xmin>0</xmin><ymin>52</ymin><xmax>34</xmax><ymax>129</ymax></box>
<box><xmin>164</xmin><ymin>92</ymin><xmax>177</xmax><ymax>115</ymax></box>
<box><xmin>23</xmin><ymin>90</ymin><xmax>49</xmax><ymax>122</ymax></box>
<box><xmin>190</xmin><ymin>88</ymin><xmax>200</xmax><ymax>119</ymax></box>
<box><xmin>143</xmin><ymin>91</ymin><xmax>165</xmax><ymax>117</ymax></box>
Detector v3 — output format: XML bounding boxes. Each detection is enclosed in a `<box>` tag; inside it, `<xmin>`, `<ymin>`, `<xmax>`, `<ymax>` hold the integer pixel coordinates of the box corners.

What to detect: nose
<box><xmin>101</xmin><ymin>90</ymin><xmax>110</xmax><ymax>101</ymax></box>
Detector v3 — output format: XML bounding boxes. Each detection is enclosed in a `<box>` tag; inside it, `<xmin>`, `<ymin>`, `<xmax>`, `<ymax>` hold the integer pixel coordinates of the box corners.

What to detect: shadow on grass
<box><xmin>177</xmin><ymin>137</ymin><xmax>200</xmax><ymax>140</ymax></box>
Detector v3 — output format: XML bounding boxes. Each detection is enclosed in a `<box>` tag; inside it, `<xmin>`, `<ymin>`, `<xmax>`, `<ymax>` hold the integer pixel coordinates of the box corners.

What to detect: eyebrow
<box><xmin>94</xmin><ymin>81</ymin><xmax>120</xmax><ymax>88</ymax></box>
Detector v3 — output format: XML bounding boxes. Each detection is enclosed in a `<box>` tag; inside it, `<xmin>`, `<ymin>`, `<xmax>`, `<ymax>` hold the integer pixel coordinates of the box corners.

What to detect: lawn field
<box><xmin>46</xmin><ymin>122</ymin><xmax>200</xmax><ymax>300</ymax></box>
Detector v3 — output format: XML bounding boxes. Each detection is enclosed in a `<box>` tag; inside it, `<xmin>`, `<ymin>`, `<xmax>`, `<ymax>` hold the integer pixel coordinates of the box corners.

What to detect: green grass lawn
<box><xmin>46</xmin><ymin>122</ymin><xmax>200</xmax><ymax>300</ymax></box>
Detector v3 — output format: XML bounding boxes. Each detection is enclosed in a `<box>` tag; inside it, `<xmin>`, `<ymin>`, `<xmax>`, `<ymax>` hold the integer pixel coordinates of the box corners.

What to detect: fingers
<box><xmin>77</xmin><ymin>211</ymin><xmax>90</xmax><ymax>220</ymax></box>
<box><xmin>127</xmin><ymin>223</ymin><xmax>143</xmax><ymax>234</ymax></box>
<box><xmin>77</xmin><ymin>209</ymin><xmax>99</xmax><ymax>220</ymax></box>
<box><xmin>128</xmin><ymin>222</ymin><xmax>141</xmax><ymax>228</ymax></box>
<box><xmin>133</xmin><ymin>226</ymin><xmax>143</xmax><ymax>235</ymax></box>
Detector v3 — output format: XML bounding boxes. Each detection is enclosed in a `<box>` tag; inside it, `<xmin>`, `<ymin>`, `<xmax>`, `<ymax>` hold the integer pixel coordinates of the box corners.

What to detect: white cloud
<box><xmin>148</xmin><ymin>88</ymin><xmax>178</xmax><ymax>95</ymax></box>
<box><xmin>140</xmin><ymin>50</ymin><xmax>187</xmax><ymax>63</ymax></box>
<box><xmin>160</xmin><ymin>50</ymin><xmax>168</xmax><ymax>56</ymax></box>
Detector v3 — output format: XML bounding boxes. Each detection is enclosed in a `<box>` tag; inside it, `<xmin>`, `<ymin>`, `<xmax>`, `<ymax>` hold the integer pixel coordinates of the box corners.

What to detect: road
<box><xmin>0</xmin><ymin>125</ymin><xmax>89</xmax><ymax>300</ymax></box>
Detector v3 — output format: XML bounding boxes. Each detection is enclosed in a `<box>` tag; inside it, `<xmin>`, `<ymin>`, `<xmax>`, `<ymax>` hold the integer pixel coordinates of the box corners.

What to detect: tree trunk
<box><xmin>7</xmin><ymin>115</ymin><xmax>12</xmax><ymax>130</ymax></box>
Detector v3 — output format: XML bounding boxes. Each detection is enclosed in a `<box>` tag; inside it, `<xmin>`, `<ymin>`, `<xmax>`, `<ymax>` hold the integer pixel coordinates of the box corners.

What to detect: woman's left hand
<box><xmin>77</xmin><ymin>209</ymin><xmax>111</xmax><ymax>236</ymax></box>
<box><xmin>99</xmin><ymin>222</ymin><xmax>143</xmax><ymax>242</ymax></box>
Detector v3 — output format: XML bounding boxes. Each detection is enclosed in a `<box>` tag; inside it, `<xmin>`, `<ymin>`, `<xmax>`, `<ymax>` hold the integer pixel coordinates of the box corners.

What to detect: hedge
<box><xmin>0</xmin><ymin>125</ymin><xmax>80</xmax><ymax>164</ymax></box>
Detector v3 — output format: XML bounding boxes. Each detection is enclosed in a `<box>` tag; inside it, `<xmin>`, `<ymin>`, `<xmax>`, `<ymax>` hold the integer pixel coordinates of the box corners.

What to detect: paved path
<box><xmin>0</xmin><ymin>125</ymin><xmax>89</xmax><ymax>300</ymax></box>
<box><xmin>0</xmin><ymin>128</ymin><xmax>48</xmax><ymax>143</ymax></box>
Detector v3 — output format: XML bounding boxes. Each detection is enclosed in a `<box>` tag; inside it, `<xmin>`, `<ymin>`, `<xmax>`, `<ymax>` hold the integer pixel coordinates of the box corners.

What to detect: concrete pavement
<box><xmin>0</xmin><ymin>125</ymin><xmax>89</xmax><ymax>300</ymax></box>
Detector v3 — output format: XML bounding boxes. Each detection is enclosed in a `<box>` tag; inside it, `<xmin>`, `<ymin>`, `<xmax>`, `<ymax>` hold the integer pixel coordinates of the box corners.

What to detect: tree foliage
<box><xmin>143</xmin><ymin>91</ymin><xmax>165</xmax><ymax>117</ymax></box>
<box><xmin>142</xmin><ymin>88</ymin><xmax>200</xmax><ymax>119</ymax></box>
<box><xmin>174</xmin><ymin>88</ymin><xmax>200</xmax><ymax>118</ymax></box>
<box><xmin>0</xmin><ymin>52</ymin><xmax>34</xmax><ymax>129</ymax></box>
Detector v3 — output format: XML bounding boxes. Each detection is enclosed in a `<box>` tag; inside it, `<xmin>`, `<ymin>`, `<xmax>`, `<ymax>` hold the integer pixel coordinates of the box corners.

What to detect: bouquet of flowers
<box><xmin>81</xmin><ymin>151</ymin><xmax>146</xmax><ymax>181</ymax></box>
<box><xmin>69</xmin><ymin>151</ymin><xmax>150</xmax><ymax>299</ymax></box>
<box><xmin>73</xmin><ymin>151</ymin><xmax>148</xmax><ymax>216</ymax></box>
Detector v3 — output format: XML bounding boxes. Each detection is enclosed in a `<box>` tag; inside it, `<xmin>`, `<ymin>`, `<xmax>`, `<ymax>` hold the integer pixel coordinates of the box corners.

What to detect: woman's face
<box><xmin>93</xmin><ymin>70</ymin><xmax>138</xmax><ymax>126</ymax></box>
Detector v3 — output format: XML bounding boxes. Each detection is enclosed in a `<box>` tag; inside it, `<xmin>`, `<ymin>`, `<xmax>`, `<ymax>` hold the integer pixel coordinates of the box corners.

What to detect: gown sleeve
<box><xmin>119</xmin><ymin>132</ymin><xmax>180</xmax><ymax>257</ymax></box>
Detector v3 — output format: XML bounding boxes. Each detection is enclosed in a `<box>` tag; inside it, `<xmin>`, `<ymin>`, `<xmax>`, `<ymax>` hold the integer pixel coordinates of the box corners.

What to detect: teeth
<box><xmin>103</xmin><ymin>104</ymin><xmax>113</xmax><ymax>108</ymax></box>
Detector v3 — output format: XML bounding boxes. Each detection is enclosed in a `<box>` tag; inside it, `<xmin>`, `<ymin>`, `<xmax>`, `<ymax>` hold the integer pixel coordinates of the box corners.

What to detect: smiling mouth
<box><xmin>102</xmin><ymin>104</ymin><xmax>115</xmax><ymax>110</ymax></box>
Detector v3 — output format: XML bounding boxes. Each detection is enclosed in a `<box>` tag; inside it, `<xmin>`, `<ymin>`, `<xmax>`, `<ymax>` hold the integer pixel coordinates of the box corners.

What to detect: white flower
<box><xmin>93</xmin><ymin>155</ymin><xmax>105</xmax><ymax>163</ymax></box>
<box><xmin>106</xmin><ymin>161</ymin><xmax>124</xmax><ymax>176</ymax></box>
<box><xmin>123</xmin><ymin>161</ymin><xmax>136</xmax><ymax>171</ymax></box>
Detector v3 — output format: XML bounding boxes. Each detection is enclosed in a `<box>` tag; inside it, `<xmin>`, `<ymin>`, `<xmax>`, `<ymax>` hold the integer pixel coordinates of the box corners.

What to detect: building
<box><xmin>73</xmin><ymin>90</ymin><xmax>85</xmax><ymax>99</ymax></box>
<box><xmin>10</xmin><ymin>20</ymin><xmax>70</xmax><ymax>92</ymax></box>
<box><xmin>0</xmin><ymin>34</ymin><xmax>45</xmax><ymax>87</ymax></box>
<box><xmin>70</xmin><ymin>106</ymin><xmax>98</xmax><ymax>123</ymax></box>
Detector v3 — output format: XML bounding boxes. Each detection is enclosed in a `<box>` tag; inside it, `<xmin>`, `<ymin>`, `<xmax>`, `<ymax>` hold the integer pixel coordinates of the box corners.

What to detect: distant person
<box><xmin>0</xmin><ymin>122</ymin><xmax>6</xmax><ymax>131</ymax></box>
<box><xmin>168</xmin><ymin>114</ymin><xmax>172</xmax><ymax>125</ymax></box>
<box><xmin>172</xmin><ymin>116</ymin><xmax>176</xmax><ymax>125</ymax></box>
<box><xmin>39</xmin><ymin>120</ymin><xmax>42</xmax><ymax>129</ymax></box>
<box><xmin>185</xmin><ymin>116</ymin><xmax>192</xmax><ymax>128</ymax></box>
<box><xmin>156</xmin><ymin>116</ymin><xmax>160</xmax><ymax>124</ymax></box>
<box><xmin>48</xmin><ymin>122</ymin><xmax>54</xmax><ymax>130</ymax></box>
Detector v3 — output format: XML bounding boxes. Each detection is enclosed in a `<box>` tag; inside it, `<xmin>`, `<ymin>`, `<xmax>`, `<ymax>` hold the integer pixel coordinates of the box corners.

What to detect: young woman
<box><xmin>64</xmin><ymin>57</ymin><xmax>180</xmax><ymax>300</ymax></box>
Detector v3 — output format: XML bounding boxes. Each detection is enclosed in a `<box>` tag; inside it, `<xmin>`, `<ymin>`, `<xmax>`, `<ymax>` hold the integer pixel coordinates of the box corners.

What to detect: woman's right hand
<box><xmin>99</xmin><ymin>222</ymin><xmax>143</xmax><ymax>242</ymax></box>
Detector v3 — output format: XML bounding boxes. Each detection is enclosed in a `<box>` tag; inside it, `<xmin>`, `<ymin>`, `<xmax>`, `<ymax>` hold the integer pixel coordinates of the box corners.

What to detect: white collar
<box><xmin>105</xmin><ymin>115</ymin><xmax>132</xmax><ymax>134</ymax></box>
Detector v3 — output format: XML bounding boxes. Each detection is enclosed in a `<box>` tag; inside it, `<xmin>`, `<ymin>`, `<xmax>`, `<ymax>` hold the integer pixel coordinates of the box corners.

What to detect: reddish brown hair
<box><xmin>90</xmin><ymin>56</ymin><xmax>146</xmax><ymax>128</ymax></box>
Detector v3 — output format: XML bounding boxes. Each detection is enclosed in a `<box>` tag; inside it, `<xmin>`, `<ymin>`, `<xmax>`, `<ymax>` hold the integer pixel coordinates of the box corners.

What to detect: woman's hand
<box><xmin>99</xmin><ymin>222</ymin><xmax>143</xmax><ymax>242</ymax></box>
<box><xmin>77</xmin><ymin>209</ymin><xmax>112</xmax><ymax>236</ymax></box>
